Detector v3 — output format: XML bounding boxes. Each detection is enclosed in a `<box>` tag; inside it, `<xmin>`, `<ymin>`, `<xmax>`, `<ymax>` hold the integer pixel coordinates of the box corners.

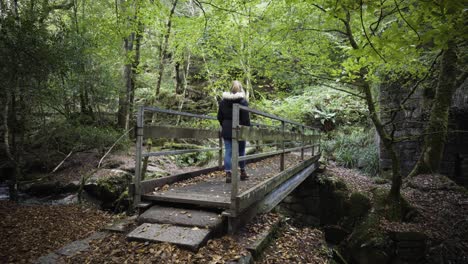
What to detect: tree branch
<box><xmin>360</xmin><ymin>0</ymin><xmax>387</xmax><ymax>62</ymax></box>
<box><xmin>197</xmin><ymin>1</ymin><xmax>253</xmax><ymax>17</ymax></box>
<box><xmin>393</xmin><ymin>0</ymin><xmax>420</xmax><ymax>41</ymax></box>
<box><xmin>294</xmin><ymin>27</ymin><xmax>347</xmax><ymax>36</ymax></box>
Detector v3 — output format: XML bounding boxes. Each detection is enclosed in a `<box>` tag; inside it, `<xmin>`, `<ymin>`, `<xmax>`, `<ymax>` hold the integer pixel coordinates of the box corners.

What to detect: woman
<box><xmin>217</xmin><ymin>80</ymin><xmax>251</xmax><ymax>183</ymax></box>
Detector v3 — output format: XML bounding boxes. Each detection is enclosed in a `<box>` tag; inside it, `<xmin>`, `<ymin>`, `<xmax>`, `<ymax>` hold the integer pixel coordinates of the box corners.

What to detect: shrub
<box><xmin>32</xmin><ymin>121</ymin><xmax>130</xmax><ymax>154</ymax></box>
<box><xmin>322</xmin><ymin>127</ymin><xmax>380</xmax><ymax>176</ymax></box>
<box><xmin>176</xmin><ymin>151</ymin><xmax>214</xmax><ymax>167</ymax></box>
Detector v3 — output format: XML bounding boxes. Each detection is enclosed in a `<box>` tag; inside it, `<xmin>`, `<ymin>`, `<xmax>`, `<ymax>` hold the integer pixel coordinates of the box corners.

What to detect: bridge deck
<box><xmin>142</xmin><ymin>153</ymin><xmax>308</xmax><ymax>209</ymax></box>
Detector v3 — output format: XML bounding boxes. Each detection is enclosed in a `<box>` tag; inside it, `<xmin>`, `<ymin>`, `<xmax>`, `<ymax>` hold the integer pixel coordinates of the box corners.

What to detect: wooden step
<box><xmin>138</xmin><ymin>205</ymin><xmax>223</xmax><ymax>229</ymax></box>
<box><xmin>127</xmin><ymin>223</ymin><xmax>211</xmax><ymax>251</ymax></box>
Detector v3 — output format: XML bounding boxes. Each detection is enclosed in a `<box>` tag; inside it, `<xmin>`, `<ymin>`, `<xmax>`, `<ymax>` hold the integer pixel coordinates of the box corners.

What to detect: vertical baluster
<box><xmin>134</xmin><ymin>106</ymin><xmax>144</xmax><ymax>209</ymax></box>
<box><xmin>301</xmin><ymin>126</ymin><xmax>305</xmax><ymax>160</ymax></box>
<box><xmin>280</xmin><ymin>121</ymin><xmax>285</xmax><ymax>171</ymax></box>
<box><xmin>230</xmin><ymin>103</ymin><xmax>240</xmax><ymax>214</ymax></box>
<box><xmin>218</xmin><ymin>131</ymin><xmax>223</xmax><ymax>169</ymax></box>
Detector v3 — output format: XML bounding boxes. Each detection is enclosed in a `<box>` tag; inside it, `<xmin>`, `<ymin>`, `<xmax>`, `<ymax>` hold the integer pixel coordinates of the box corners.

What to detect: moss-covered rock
<box><xmin>84</xmin><ymin>169</ymin><xmax>132</xmax><ymax>209</ymax></box>
<box><xmin>344</xmin><ymin>213</ymin><xmax>394</xmax><ymax>264</ymax></box>
<box><xmin>348</xmin><ymin>192</ymin><xmax>372</xmax><ymax>219</ymax></box>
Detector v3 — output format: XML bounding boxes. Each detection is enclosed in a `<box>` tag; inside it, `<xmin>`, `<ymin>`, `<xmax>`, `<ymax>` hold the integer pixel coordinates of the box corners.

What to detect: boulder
<box><xmin>84</xmin><ymin>169</ymin><xmax>132</xmax><ymax>207</ymax></box>
<box><xmin>348</xmin><ymin>192</ymin><xmax>372</xmax><ymax>219</ymax></box>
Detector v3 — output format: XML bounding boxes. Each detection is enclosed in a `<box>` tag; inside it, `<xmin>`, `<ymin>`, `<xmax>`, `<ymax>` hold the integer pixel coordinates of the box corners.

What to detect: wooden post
<box><xmin>134</xmin><ymin>106</ymin><xmax>144</xmax><ymax>208</ymax></box>
<box><xmin>280</xmin><ymin>121</ymin><xmax>285</xmax><ymax>171</ymax></box>
<box><xmin>230</xmin><ymin>103</ymin><xmax>240</xmax><ymax>213</ymax></box>
<box><xmin>301</xmin><ymin>126</ymin><xmax>305</xmax><ymax>160</ymax></box>
<box><xmin>218</xmin><ymin>131</ymin><xmax>223</xmax><ymax>169</ymax></box>
<box><xmin>311</xmin><ymin>131</ymin><xmax>315</xmax><ymax>157</ymax></box>
<box><xmin>318</xmin><ymin>130</ymin><xmax>321</xmax><ymax>154</ymax></box>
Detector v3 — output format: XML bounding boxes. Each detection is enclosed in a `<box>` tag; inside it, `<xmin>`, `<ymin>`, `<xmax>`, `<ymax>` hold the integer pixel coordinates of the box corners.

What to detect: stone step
<box><xmin>127</xmin><ymin>223</ymin><xmax>211</xmax><ymax>251</ymax></box>
<box><xmin>138</xmin><ymin>205</ymin><xmax>223</xmax><ymax>229</ymax></box>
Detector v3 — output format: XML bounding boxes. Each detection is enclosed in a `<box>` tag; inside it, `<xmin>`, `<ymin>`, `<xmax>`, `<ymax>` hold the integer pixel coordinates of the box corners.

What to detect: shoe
<box><xmin>240</xmin><ymin>169</ymin><xmax>249</xmax><ymax>181</ymax></box>
<box><xmin>226</xmin><ymin>171</ymin><xmax>232</xmax><ymax>183</ymax></box>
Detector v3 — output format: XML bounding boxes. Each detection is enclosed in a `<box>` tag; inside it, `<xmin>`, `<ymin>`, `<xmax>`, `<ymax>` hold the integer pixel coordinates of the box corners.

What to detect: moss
<box><xmin>373</xmin><ymin>177</ymin><xmax>389</xmax><ymax>185</ymax></box>
<box><xmin>372</xmin><ymin>188</ymin><xmax>412</xmax><ymax>222</ymax></box>
<box><xmin>348</xmin><ymin>192</ymin><xmax>372</xmax><ymax>219</ymax></box>
<box><xmin>95</xmin><ymin>173</ymin><xmax>131</xmax><ymax>202</ymax></box>
<box><xmin>318</xmin><ymin>175</ymin><xmax>349</xmax><ymax>192</ymax></box>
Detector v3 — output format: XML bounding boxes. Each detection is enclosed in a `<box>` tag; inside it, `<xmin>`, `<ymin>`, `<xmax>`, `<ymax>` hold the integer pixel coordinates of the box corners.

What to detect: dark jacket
<box><xmin>217</xmin><ymin>91</ymin><xmax>251</xmax><ymax>139</ymax></box>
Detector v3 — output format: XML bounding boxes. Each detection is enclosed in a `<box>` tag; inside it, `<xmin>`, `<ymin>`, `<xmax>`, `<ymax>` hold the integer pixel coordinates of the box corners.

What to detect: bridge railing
<box><xmin>133</xmin><ymin>105</ymin><xmax>321</xmax><ymax>210</ymax></box>
<box><xmin>228</xmin><ymin>104</ymin><xmax>320</xmax><ymax>215</ymax></box>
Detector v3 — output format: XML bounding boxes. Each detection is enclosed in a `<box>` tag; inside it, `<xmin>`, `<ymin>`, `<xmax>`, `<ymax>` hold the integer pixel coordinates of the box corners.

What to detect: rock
<box><xmin>101</xmin><ymin>159</ymin><xmax>124</xmax><ymax>169</ymax></box>
<box><xmin>354</xmin><ymin>246</ymin><xmax>390</xmax><ymax>264</ymax></box>
<box><xmin>323</xmin><ymin>225</ymin><xmax>349</xmax><ymax>244</ymax></box>
<box><xmin>317</xmin><ymin>163</ymin><xmax>327</xmax><ymax>173</ymax></box>
<box><xmin>299</xmin><ymin>215</ymin><xmax>320</xmax><ymax>226</ymax></box>
<box><xmin>282</xmin><ymin>195</ymin><xmax>296</xmax><ymax>204</ymax></box>
<box><xmin>348</xmin><ymin>192</ymin><xmax>371</xmax><ymax>219</ymax></box>
<box><xmin>84</xmin><ymin>169</ymin><xmax>132</xmax><ymax>206</ymax></box>
<box><xmin>391</xmin><ymin>231</ymin><xmax>427</xmax><ymax>241</ymax></box>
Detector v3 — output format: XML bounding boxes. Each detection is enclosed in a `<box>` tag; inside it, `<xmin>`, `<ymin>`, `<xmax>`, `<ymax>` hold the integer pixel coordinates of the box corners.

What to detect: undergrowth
<box><xmin>322</xmin><ymin>126</ymin><xmax>379</xmax><ymax>176</ymax></box>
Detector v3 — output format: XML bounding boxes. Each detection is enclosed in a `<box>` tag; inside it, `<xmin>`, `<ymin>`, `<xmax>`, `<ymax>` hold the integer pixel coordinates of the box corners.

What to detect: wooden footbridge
<box><xmin>127</xmin><ymin>104</ymin><xmax>321</xmax><ymax>250</ymax></box>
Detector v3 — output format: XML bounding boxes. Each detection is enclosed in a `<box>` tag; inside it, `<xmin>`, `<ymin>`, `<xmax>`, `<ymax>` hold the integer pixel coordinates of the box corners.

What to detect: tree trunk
<box><xmin>409</xmin><ymin>42</ymin><xmax>458</xmax><ymax>177</ymax></box>
<box><xmin>118</xmin><ymin>35</ymin><xmax>134</xmax><ymax>129</ymax></box>
<box><xmin>118</xmin><ymin>1</ymin><xmax>142</xmax><ymax>129</ymax></box>
<box><xmin>362</xmin><ymin>81</ymin><xmax>402</xmax><ymax>200</ymax></box>
<box><xmin>2</xmin><ymin>89</ymin><xmax>18</xmax><ymax>201</ymax></box>
<box><xmin>174</xmin><ymin>61</ymin><xmax>183</xmax><ymax>94</ymax></box>
<box><xmin>176</xmin><ymin>52</ymin><xmax>191</xmax><ymax>126</ymax></box>
<box><xmin>129</xmin><ymin>26</ymin><xmax>142</xmax><ymax>125</ymax></box>
<box><xmin>155</xmin><ymin>0</ymin><xmax>178</xmax><ymax>97</ymax></box>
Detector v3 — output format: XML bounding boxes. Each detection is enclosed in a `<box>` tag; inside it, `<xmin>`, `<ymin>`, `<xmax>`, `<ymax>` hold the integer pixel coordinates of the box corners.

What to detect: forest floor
<box><xmin>328</xmin><ymin>165</ymin><xmax>468</xmax><ymax>262</ymax></box>
<box><xmin>0</xmin><ymin>201</ymin><xmax>113</xmax><ymax>263</ymax></box>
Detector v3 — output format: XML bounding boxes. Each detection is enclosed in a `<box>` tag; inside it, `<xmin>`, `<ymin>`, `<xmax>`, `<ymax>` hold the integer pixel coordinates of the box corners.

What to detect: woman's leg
<box><xmin>238</xmin><ymin>141</ymin><xmax>246</xmax><ymax>170</ymax></box>
<box><xmin>224</xmin><ymin>139</ymin><xmax>232</xmax><ymax>171</ymax></box>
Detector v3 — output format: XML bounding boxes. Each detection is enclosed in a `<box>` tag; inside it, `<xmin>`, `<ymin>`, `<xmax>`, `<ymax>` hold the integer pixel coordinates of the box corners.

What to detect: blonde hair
<box><xmin>231</xmin><ymin>80</ymin><xmax>243</xmax><ymax>94</ymax></box>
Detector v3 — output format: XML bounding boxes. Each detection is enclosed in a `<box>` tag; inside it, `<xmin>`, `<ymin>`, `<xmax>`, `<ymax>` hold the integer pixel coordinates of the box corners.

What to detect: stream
<box><xmin>0</xmin><ymin>182</ymin><xmax>9</xmax><ymax>200</ymax></box>
<box><xmin>0</xmin><ymin>182</ymin><xmax>78</xmax><ymax>205</ymax></box>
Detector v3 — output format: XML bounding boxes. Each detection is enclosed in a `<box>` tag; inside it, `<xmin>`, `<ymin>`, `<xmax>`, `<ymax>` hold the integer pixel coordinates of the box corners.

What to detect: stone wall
<box><xmin>379</xmin><ymin>78</ymin><xmax>468</xmax><ymax>185</ymax></box>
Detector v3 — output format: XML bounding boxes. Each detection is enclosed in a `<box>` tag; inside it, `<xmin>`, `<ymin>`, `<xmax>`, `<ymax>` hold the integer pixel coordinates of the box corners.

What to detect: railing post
<box><xmin>134</xmin><ymin>106</ymin><xmax>144</xmax><ymax>209</ymax></box>
<box><xmin>230</xmin><ymin>103</ymin><xmax>240</xmax><ymax>214</ymax></box>
<box><xmin>311</xmin><ymin>131</ymin><xmax>315</xmax><ymax>156</ymax></box>
<box><xmin>318</xmin><ymin>130</ymin><xmax>321</xmax><ymax>154</ymax></box>
<box><xmin>218</xmin><ymin>131</ymin><xmax>223</xmax><ymax>169</ymax></box>
<box><xmin>301</xmin><ymin>126</ymin><xmax>305</xmax><ymax>160</ymax></box>
<box><xmin>280</xmin><ymin>121</ymin><xmax>285</xmax><ymax>171</ymax></box>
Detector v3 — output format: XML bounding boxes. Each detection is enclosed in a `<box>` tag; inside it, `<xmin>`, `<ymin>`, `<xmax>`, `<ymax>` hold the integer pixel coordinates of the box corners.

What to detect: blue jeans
<box><xmin>224</xmin><ymin>139</ymin><xmax>246</xmax><ymax>171</ymax></box>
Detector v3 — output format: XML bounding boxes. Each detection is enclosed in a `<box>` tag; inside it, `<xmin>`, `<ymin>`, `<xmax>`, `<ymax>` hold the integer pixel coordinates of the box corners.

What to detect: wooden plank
<box><xmin>236</xmin><ymin>155</ymin><xmax>320</xmax><ymax>211</ymax></box>
<box><xmin>238</xmin><ymin>126</ymin><xmax>303</xmax><ymax>141</ymax></box>
<box><xmin>138</xmin><ymin>166</ymin><xmax>221</xmax><ymax>194</ymax></box>
<box><xmin>143</xmin><ymin>106</ymin><xmax>217</xmax><ymax>120</ymax></box>
<box><xmin>143</xmin><ymin>125</ymin><xmax>219</xmax><ymax>140</ymax></box>
<box><xmin>238</xmin><ymin>149</ymin><xmax>284</xmax><ymax>162</ymax></box>
<box><xmin>142</xmin><ymin>147</ymin><xmax>220</xmax><ymax>157</ymax></box>
<box><xmin>258</xmin><ymin>161</ymin><xmax>318</xmax><ymax>213</ymax></box>
<box><xmin>141</xmin><ymin>193</ymin><xmax>230</xmax><ymax>209</ymax></box>
<box><xmin>135</xmin><ymin>151</ymin><xmax>296</xmax><ymax>196</ymax></box>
